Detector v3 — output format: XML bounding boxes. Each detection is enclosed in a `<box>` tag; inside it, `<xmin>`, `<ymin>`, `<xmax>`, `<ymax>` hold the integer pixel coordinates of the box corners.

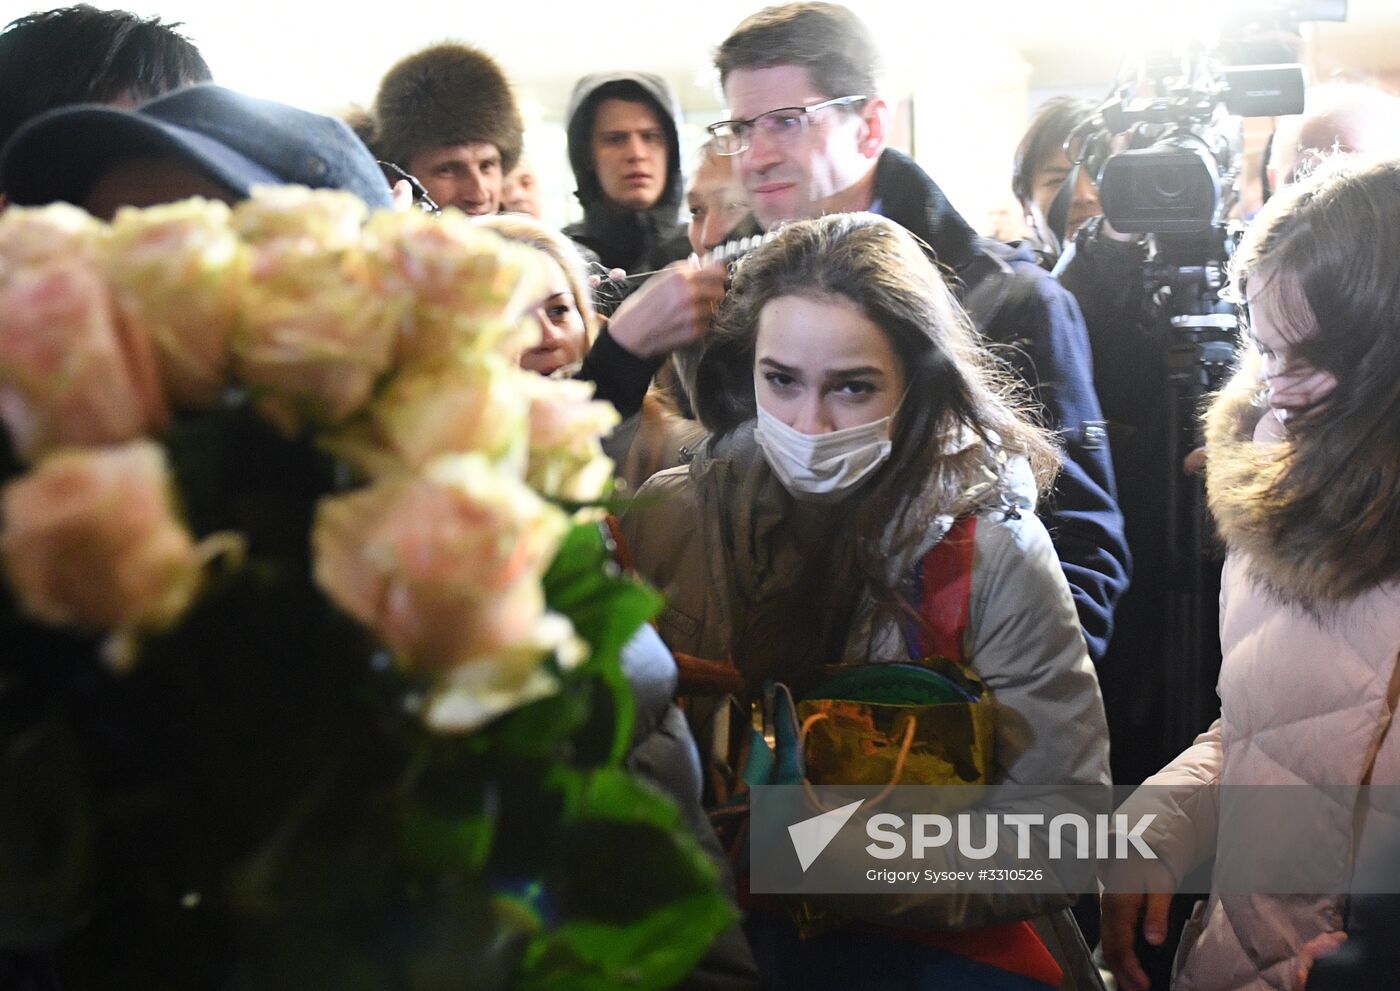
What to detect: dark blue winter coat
<box><xmin>870</xmin><ymin>149</ymin><xmax>1130</xmax><ymax>663</ymax></box>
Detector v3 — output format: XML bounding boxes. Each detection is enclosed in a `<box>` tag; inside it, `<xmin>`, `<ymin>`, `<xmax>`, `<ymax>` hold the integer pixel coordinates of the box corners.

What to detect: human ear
<box><xmin>857</xmin><ymin>97</ymin><xmax>889</xmax><ymax>159</ymax></box>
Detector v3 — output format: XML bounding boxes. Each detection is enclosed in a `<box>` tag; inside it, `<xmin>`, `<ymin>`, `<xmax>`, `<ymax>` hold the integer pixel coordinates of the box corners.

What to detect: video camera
<box><xmin>1058</xmin><ymin>1</ymin><xmax>1346</xmax><ymax>750</ymax></box>
<box><xmin>1066</xmin><ymin>1</ymin><xmax>1345</xmax><ymax>236</ymax></box>
<box><xmin>1092</xmin><ymin>62</ymin><xmax>1302</xmax><ymax>234</ymax></box>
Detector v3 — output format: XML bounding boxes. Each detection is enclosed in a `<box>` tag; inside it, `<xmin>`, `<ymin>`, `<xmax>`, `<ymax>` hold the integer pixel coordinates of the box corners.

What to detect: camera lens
<box><xmin>1153</xmin><ymin>165</ymin><xmax>1190</xmax><ymax>201</ymax></box>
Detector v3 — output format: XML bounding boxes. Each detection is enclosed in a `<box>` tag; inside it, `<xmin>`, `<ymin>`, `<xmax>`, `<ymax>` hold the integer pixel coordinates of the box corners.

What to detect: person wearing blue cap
<box><xmin>0</xmin><ymin>4</ymin><xmax>213</xmax><ymax>207</ymax></box>
<box><xmin>0</xmin><ymin>83</ymin><xmax>393</xmax><ymax>217</ymax></box>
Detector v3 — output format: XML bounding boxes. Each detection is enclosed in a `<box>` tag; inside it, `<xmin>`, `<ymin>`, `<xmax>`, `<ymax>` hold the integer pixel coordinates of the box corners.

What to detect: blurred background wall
<box><xmin>3</xmin><ymin>0</ymin><xmax>1394</xmax><ymax>232</ymax></box>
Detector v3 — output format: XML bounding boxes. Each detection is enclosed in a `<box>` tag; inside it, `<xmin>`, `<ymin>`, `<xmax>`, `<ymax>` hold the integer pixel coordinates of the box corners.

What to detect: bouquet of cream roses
<box><xmin>0</xmin><ymin>189</ymin><xmax>731</xmax><ymax>989</ymax></box>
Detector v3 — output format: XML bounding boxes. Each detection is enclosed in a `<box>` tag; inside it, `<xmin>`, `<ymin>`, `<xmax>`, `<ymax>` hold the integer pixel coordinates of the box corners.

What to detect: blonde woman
<box><xmin>475</xmin><ymin>213</ymin><xmax>704</xmax><ymax>492</ymax></box>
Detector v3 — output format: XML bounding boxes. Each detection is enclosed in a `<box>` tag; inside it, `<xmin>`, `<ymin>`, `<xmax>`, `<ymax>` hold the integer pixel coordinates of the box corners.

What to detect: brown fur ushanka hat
<box><xmin>372</xmin><ymin>43</ymin><xmax>523</xmax><ymax>174</ymax></box>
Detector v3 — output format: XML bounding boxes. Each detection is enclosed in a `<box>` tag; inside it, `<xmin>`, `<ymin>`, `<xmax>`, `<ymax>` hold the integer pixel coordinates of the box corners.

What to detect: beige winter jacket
<box><xmin>1113</xmin><ymin>374</ymin><xmax>1400</xmax><ymax>991</ymax></box>
<box><xmin>603</xmin><ymin>392</ymin><xmax>706</xmax><ymax>496</ymax></box>
<box><xmin>620</xmin><ymin>424</ymin><xmax>1111</xmax><ymax>931</ymax></box>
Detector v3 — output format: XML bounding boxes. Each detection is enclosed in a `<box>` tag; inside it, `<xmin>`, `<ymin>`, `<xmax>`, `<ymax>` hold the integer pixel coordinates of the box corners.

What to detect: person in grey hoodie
<box><xmin>564</xmin><ymin>72</ymin><xmax>692</xmax><ymax>275</ymax></box>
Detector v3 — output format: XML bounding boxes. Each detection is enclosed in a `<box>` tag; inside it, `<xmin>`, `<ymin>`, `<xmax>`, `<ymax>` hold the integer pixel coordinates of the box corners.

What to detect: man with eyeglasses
<box><xmin>711</xmin><ymin>2</ymin><xmax>1129</xmax><ymax>677</ymax></box>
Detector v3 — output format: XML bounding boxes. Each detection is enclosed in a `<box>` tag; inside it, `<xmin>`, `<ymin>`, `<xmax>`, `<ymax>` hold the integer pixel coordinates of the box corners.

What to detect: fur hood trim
<box><xmin>1205</xmin><ymin>355</ymin><xmax>1400</xmax><ymax>609</ymax></box>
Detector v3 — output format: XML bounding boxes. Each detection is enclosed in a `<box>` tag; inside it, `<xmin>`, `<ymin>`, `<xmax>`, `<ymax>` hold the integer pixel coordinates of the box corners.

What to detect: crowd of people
<box><xmin>2</xmin><ymin>3</ymin><xmax>1399</xmax><ymax>990</ymax></box>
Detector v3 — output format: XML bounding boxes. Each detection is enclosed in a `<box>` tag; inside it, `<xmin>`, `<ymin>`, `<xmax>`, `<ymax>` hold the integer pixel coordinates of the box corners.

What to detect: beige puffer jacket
<box><xmin>1114</xmin><ymin>374</ymin><xmax>1400</xmax><ymax>991</ymax></box>
<box><xmin>620</xmin><ymin>423</ymin><xmax>1111</xmax><ymax>932</ymax></box>
<box><xmin>602</xmin><ymin>392</ymin><xmax>706</xmax><ymax>497</ymax></box>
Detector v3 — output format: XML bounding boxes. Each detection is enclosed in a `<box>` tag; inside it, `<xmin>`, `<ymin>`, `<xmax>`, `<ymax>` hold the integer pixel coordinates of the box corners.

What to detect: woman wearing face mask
<box><xmin>621</xmin><ymin>214</ymin><xmax>1110</xmax><ymax>990</ymax></box>
<box><xmin>1101</xmin><ymin>159</ymin><xmax>1400</xmax><ymax>991</ymax></box>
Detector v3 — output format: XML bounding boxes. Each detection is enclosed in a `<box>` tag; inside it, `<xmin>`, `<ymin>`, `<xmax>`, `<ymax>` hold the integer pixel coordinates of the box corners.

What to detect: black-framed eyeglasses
<box><xmin>706</xmin><ymin>96</ymin><xmax>867</xmax><ymax>156</ymax></box>
<box><xmin>377</xmin><ymin>160</ymin><xmax>441</xmax><ymax>215</ymax></box>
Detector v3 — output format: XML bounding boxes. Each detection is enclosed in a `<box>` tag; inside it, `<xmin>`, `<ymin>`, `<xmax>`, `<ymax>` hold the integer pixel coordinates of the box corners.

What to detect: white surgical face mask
<box><xmin>753</xmin><ymin>401</ymin><xmax>894</xmax><ymax>502</ymax></box>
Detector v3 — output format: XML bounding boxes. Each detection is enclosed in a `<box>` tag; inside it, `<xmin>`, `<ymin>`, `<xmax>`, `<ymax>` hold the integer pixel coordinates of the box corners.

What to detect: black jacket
<box><xmin>562</xmin><ymin>72</ymin><xmax>692</xmax><ymax>275</ymax></box>
<box><xmin>1053</xmin><ymin>220</ymin><xmax>1201</xmax><ymax>784</ymax></box>
<box><xmin>871</xmin><ymin>149</ymin><xmax>1130</xmax><ymax>664</ymax></box>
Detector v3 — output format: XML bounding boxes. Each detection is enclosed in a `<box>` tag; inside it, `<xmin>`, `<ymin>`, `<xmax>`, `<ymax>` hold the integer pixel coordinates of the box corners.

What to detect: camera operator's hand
<box><xmin>588</xmin><ymin>267</ymin><xmax>628</xmax><ymax>286</ymax></box>
<box><xmin>1097</xmin><ymin>133</ymin><xmax>1143</xmax><ymax>243</ymax></box>
<box><xmin>606</xmin><ymin>258</ymin><xmax>728</xmax><ymax>361</ymax></box>
<box><xmin>1297</xmin><ymin>930</ymin><xmax>1347</xmax><ymax>989</ymax></box>
<box><xmin>1101</xmin><ymin>858</ymin><xmax>1177</xmax><ymax>991</ymax></box>
<box><xmin>1102</xmin><ymin>891</ymin><xmax>1173</xmax><ymax>991</ymax></box>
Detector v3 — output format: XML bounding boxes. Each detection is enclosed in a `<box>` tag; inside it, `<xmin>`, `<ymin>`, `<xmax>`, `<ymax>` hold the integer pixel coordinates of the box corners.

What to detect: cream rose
<box><xmin>424</xmin><ymin>612</ymin><xmax>586</xmax><ymax>732</ymax></box>
<box><xmin>0</xmin><ymin>202</ymin><xmax>105</xmax><ymax>277</ymax></box>
<box><xmin>230</xmin><ymin>187</ymin><xmax>395</xmax><ymax>433</ymax></box>
<box><xmin>0</xmin><ymin>258</ymin><xmax>168</xmax><ymax>460</ymax></box>
<box><xmin>363</xmin><ymin>210</ymin><xmax>547</xmax><ymax>367</ymax></box>
<box><xmin>232</xmin><ymin>235</ymin><xmax>395</xmax><ymax>435</ymax></box>
<box><xmin>105</xmin><ymin>199</ymin><xmax>246</xmax><ymax>409</ymax></box>
<box><xmin>230</xmin><ymin>185</ymin><xmax>367</xmax><ymax>252</ymax></box>
<box><xmin>523</xmin><ymin>377</ymin><xmax>620</xmax><ymax>502</ymax></box>
<box><xmin>313</xmin><ymin>453</ymin><xmax>578</xmax><ymax>731</ymax></box>
<box><xmin>321</xmin><ymin>352</ymin><xmax>530</xmax><ymax>480</ymax></box>
<box><xmin>0</xmin><ymin>441</ymin><xmax>228</xmax><ymax>668</ymax></box>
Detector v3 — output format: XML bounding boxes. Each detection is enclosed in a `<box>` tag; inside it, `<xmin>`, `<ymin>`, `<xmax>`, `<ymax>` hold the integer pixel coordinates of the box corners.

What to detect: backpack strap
<box><xmin>960</xmin><ymin>247</ymin><xmax>1046</xmax><ymax>397</ymax></box>
<box><xmin>960</xmin><ymin>248</ymin><xmax>1018</xmax><ymax>337</ymax></box>
<box><xmin>960</xmin><ymin>246</ymin><xmax>1038</xmax><ymax>342</ymax></box>
<box><xmin>900</xmin><ymin>515</ymin><xmax>978</xmax><ymax>665</ymax></box>
<box><xmin>604</xmin><ymin>514</ymin><xmax>636</xmax><ymax>571</ymax></box>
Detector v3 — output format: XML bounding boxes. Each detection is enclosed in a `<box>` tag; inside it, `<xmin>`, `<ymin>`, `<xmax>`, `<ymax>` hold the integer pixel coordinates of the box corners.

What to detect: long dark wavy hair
<box><xmin>693</xmin><ymin>213</ymin><xmax>1059</xmax><ymax>687</ymax></box>
<box><xmin>1211</xmin><ymin>157</ymin><xmax>1400</xmax><ymax>606</ymax></box>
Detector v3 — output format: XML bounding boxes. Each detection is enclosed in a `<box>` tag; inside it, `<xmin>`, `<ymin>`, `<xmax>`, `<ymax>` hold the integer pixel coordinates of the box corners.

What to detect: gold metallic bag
<box><xmin>796</xmin><ymin>657</ymin><xmax>995</xmax><ymax>793</ymax></box>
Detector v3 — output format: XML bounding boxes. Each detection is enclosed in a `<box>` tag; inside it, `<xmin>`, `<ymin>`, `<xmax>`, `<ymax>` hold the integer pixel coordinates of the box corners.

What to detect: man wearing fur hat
<box><xmin>564</xmin><ymin>73</ymin><xmax>691</xmax><ymax>274</ymax></box>
<box><xmin>372</xmin><ymin>42</ymin><xmax>521</xmax><ymax>217</ymax></box>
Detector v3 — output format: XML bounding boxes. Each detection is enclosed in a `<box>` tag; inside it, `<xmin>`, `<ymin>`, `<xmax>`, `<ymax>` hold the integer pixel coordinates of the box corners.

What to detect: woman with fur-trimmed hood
<box><xmin>1102</xmin><ymin>158</ymin><xmax>1400</xmax><ymax>991</ymax></box>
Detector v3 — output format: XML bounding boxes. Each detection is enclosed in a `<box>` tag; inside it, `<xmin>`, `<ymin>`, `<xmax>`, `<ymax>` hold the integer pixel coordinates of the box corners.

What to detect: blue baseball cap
<box><xmin>0</xmin><ymin>83</ymin><xmax>392</xmax><ymax>210</ymax></box>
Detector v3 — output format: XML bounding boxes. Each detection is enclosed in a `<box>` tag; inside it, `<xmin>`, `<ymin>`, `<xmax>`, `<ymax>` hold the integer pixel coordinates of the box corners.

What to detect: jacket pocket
<box><xmin>658</xmin><ymin>603</ymin><xmax>699</xmax><ymax>645</ymax></box>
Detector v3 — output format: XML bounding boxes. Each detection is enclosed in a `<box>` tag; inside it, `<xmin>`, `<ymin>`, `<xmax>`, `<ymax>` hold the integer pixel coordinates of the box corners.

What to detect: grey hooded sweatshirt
<box><xmin>563</xmin><ymin>72</ymin><xmax>691</xmax><ymax>275</ymax></box>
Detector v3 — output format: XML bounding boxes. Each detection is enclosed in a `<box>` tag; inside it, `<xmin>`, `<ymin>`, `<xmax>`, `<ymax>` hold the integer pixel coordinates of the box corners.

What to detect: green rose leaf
<box><xmin>515</xmin><ymin>769</ymin><xmax>735</xmax><ymax>990</ymax></box>
<box><xmin>543</xmin><ymin>522</ymin><xmax>662</xmax><ymax>665</ymax></box>
<box><xmin>517</xmin><ymin>894</ymin><xmax>735</xmax><ymax>991</ymax></box>
<box><xmin>542</xmin><ymin>522</ymin><xmax>663</xmax><ymax>766</ymax></box>
<box><xmin>401</xmin><ymin>806</ymin><xmax>495</xmax><ymax>876</ymax></box>
<box><xmin>492</xmin><ymin>682</ymin><xmax>593</xmax><ymax>759</ymax></box>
